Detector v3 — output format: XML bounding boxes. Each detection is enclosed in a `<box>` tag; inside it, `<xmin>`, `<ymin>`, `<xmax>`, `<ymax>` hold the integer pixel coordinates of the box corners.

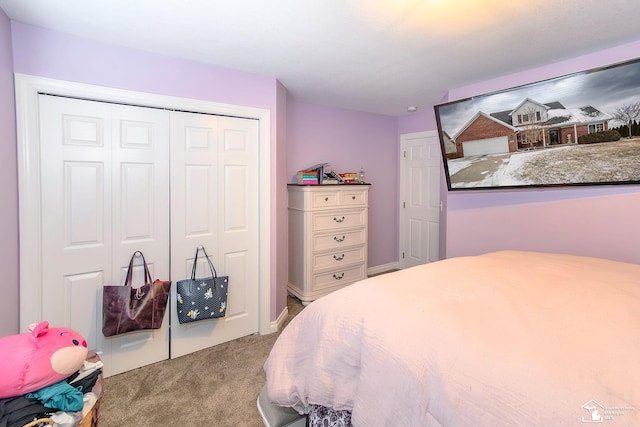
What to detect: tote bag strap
<box><xmin>190</xmin><ymin>245</ymin><xmax>218</xmax><ymax>280</ymax></box>
<box><xmin>124</xmin><ymin>251</ymin><xmax>153</xmax><ymax>299</ymax></box>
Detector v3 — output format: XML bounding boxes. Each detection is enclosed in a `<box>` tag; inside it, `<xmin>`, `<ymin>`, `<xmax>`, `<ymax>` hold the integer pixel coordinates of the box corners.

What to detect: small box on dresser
<box><xmin>287</xmin><ymin>184</ymin><xmax>370</xmax><ymax>305</ymax></box>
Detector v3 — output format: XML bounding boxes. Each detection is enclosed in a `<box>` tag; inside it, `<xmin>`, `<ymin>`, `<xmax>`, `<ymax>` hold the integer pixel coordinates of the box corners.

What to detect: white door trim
<box><xmin>15</xmin><ymin>73</ymin><xmax>272</xmax><ymax>336</ymax></box>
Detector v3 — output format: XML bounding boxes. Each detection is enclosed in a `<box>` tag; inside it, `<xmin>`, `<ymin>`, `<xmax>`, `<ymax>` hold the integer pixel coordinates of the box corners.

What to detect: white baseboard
<box><xmin>276</xmin><ymin>305</ymin><xmax>289</xmax><ymax>331</ymax></box>
<box><xmin>368</xmin><ymin>262</ymin><xmax>399</xmax><ymax>276</ymax></box>
<box><xmin>264</xmin><ymin>304</ymin><xmax>288</xmax><ymax>335</ymax></box>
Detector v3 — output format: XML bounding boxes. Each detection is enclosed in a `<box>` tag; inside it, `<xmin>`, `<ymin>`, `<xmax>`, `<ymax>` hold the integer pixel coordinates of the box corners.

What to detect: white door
<box><xmin>39</xmin><ymin>95</ymin><xmax>171</xmax><ymax>377</ymax></box>
<box><xmin>399</xmin><ymin>131</ymin><xmax>441</xmax><ymax>269</ymax></box>
<box><xmin>169</xmin><ymin>112</ymin><xmax>260</xmax><ymax>358</ymax></box>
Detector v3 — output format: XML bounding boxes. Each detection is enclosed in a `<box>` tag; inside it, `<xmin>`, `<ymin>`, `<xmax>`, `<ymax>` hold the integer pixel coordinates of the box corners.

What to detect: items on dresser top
<box><xmin>287</xmin><ymin>184</ymin><xmax>370</xmax><ymax>305</ymax></box>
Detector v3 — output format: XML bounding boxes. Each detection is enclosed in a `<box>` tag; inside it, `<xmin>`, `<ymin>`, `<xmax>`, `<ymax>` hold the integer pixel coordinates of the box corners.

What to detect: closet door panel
<box><xmin>106</xmin><ymin>103</ymin><xmax>171</xmax><ymax>376</ymax></box>
<box><xmin>38</xmin><ymin>96</ymin><xmax>170</xmax><ymax>377</ymax></box>
<box><xmin>170</xmin><ymin>112</ymin><xmax>259</xmax><ymax>358</ymax></box>
<box><xmin>220</xmin><ymin>163</ymin><xmax>250</xmax><ymax>317</ymax></box>
<box><xmin>120</xmin><ymin>163</ymin><xmax>155</xmax><ymax>239</ymax></box>
<box><xmin>169</xmin><ymin>111</ymin><xmax>219</xmax><ymax>354</ymax></box>
<box><xmin>185</xmin><ymin>165</ymin><xmax>214</xmax><ymax>235</ymax></box>
<box><xmin>224</xmin><ymin>164</ymin><xmax>249</xmax><ymax>232</ymax></box>
<box><xmin>40</xmin><ymin>96</ymin><xmax>112</xmax><ymax>346</ymax></box>
<box><xmin>217</xmin><ymin>118</ymin><xmax>259</xmax><ymax>322</ymax></box>
<box><xmin>224</xmin><ymin>251</ymin><xmax>249</xmax><ymax>315</ymax></box>
<box><xmin>64</xmin><ymin>161</ymin><xmax>105</xmax><ymax>247</ymax></box>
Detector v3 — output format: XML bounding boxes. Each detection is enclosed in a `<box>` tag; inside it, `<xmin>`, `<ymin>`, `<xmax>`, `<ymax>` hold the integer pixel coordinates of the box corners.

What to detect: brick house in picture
<box><xmin>451</xmin><ymin>98</ymin><xmax>611</xmax><ymax>158</ymax></box>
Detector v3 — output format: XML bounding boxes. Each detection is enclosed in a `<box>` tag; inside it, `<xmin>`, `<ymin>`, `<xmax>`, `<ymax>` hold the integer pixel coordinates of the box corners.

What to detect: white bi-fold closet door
<box><xmin>169</xmin><ymin>110</ymin><xmax>259</xmax><ymax>359</ymax></box>
<box><xmin>35</xmin><ymin>94</ymin><xmax>259</xmax><ymax>377</ymax></box>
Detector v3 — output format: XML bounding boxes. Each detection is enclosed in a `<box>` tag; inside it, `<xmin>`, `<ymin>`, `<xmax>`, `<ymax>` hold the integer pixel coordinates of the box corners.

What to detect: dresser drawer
<box><xmin>312</xmin><ymin>263</ymin><xmax>366</xmax><ymax>292</ymax></box>
<box><xmin>313</xmin><ymin>228</ymin><xmax>366</xmax><ymax>251</ymax></box>
<box><xmin>310</xmin><ymin>191</ymin><xmax>340</xmax><ymax>209</ymax></box>
<box><xmin>340</xmin><ymin>189</ymin><xmax>368</xmax><ymax>206</ymax></box>
<box><xmin>288</xmin><ymin>189</ymin><xmax>340</xmax><ymax>210</ymax></box>
<box><xmin>312</xmin><ymin>209</ymin><xmax>366</xmax><ymax>231</ymax></box>
<box><xmin>312</xmin><ymin>246</ymin><xmax>365</xmax><ymax>271</ymax></box>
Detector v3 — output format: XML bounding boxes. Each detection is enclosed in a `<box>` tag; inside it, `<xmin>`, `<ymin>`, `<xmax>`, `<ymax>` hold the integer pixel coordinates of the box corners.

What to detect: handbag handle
<box><xmin>189</xmin><ymin>245</ymin><xmax>218</xmax><ymax>280</ymax></box>
<box><xmin>124</xmin><ymin>251</ymin><xmax>153</xmax><ymax>299</ymax></box>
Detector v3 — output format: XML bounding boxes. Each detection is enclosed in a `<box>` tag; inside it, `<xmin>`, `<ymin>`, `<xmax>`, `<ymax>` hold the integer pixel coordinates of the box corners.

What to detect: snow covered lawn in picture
<box><xmin>448</xmin><ymin>139</ymin><xmax>640</xmax><ymax>188</ymax></box>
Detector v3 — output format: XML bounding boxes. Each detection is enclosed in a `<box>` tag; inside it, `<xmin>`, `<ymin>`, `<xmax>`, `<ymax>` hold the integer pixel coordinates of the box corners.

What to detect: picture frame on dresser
<box><xmin>287</xmin><ymin>184</ymin><xmax>371</xmax><ymax>305</ymax></box>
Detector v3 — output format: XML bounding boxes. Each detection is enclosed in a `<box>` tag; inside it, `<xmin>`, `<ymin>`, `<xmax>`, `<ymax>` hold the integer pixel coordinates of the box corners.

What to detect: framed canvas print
<box><xmin>435</xmin><ymin>57</ymin><xmax>640</xmax><ymax>191</ymax></box>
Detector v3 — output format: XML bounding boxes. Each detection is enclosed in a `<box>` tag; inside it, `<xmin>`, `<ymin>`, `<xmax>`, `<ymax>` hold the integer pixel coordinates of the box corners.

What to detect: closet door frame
<box><xmin>15</xmin><ymin>73</ymin><xmax>272</xmax><ymax>336</ymax></box>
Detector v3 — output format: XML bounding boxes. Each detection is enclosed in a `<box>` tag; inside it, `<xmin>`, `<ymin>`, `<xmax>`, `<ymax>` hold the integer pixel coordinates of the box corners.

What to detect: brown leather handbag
<box><xmin>102</xmin><ymin>251</ymin><xmax>171</xmax><ymax>337</ymax></box>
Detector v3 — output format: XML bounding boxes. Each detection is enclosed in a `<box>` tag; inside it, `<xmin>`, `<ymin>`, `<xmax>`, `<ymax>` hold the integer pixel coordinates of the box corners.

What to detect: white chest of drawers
<box><xmin>287</xmin><ymin>184</ymin><xmax>370</xmax><ymax>304</ymax></box>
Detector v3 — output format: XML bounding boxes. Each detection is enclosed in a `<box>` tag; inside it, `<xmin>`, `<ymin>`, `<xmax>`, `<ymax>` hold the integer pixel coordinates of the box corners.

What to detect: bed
<box><xmin>262</xmin><ymin>250</ymin><xmax>640</xmax><ymax>426</ymax></box>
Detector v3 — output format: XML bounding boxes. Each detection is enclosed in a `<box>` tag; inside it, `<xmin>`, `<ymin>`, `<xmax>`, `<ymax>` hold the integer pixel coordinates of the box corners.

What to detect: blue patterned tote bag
<box><xmin>176</xmin><ymin>246</ymin><xmax>228</xmax><ymax>324</ymax></box>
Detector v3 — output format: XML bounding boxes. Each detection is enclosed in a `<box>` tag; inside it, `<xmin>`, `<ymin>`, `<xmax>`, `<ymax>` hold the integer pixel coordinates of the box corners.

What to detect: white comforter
<box><xmin>264</xmin><ymin>251</ymin><xmax>640</xmax><ymax>426</ymax></box>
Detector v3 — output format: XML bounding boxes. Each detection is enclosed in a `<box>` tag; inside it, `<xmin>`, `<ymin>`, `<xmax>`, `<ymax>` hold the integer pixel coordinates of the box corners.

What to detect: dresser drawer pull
<box><xmin>352</xmin><ymin>196</ymin><xmax>356</xmax><ymax>200</ymax></box>
<box><xmin>333</xmin><ymin>273</ymin><xmax>345</xmax><ymax>280</ymax></box>
<box><xmin>333</xmin><ymin>235</ymin><xmax>346</xmax><ymax>242</ymax></box>
<box><xmin>324</xmin><ymin>197</ymin><xmax>329</xmax><ymax>202</ymax></box>
<box><xmin>333</xmin><ymin>216</ymin><xmax>345</xmax><ymax>223</ymax></box>
<box><xmin>333</xmin><ymin>254</ymin><xmax>345</xmax><ymax>261</ymax></box>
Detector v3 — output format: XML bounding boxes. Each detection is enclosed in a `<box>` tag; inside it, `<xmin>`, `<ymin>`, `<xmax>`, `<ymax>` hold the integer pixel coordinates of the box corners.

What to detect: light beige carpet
<box><xmin>99</xmin><ymin>297</ymin><xmax>304</xmax><ymax>427</ymax></box>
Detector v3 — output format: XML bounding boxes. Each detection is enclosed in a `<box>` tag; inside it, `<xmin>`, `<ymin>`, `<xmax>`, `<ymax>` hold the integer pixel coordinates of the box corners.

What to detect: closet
<box><xmin>18</xmin><ymin>83</ymin><xmax>263</xmax><ymax>377</ymax></box>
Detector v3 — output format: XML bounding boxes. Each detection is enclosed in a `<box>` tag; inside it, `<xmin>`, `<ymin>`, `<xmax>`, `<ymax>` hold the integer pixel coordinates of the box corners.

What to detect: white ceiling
<box><xmin>2</xmin><ymin>0</ymin><xmax>640</xmax><ymax>116</ymax></box>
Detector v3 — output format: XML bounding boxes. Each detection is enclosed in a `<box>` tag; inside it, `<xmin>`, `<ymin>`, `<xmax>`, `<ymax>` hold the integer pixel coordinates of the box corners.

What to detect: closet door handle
<box><xmin>333</xmin><ymin>216</ymin><xmax>345</xmax><ymax>223</ymax></box>
<box><xmin>333</xmin><ymin>254</ymin><xmax>345</xmax><ymax>261</ymax></box>
<box><xmin>333</xmin><ymin>235</ymin><xmax>346</xmax><ymax>242</ymax></box>
<box><xmin>333</xmin><ymin>273</ymin><xmax>345</xmax><ymax>280</ymax></box>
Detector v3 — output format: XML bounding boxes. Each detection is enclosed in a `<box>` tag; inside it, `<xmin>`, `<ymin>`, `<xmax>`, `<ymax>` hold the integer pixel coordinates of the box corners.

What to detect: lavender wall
<box><xmin>11</xmin><ymin>23</ymin><xmax>277</xmax><ymax>111</ymax></box>
<box><xmin>444</xmin><ymin>39</ymin><xmax>640</xmax><ymax>264</ymax></box>
<box><xmin>397</xmin><ymin>110</ymin><xmax>437</xmax><ymax>135</ymax></box>
<box><xmin>0</xmin><ymin>10</ymin><xmax>18</xmax><ymax>336</ymax></box>
<box><xmin>286</xmin><ymin>100</ymin><xmax>398</xmax><ymax>267</ymax></box>
<box><xmin>9</xmin><ymin>22</ymin><xmax>288</xmax><ymax>323</ymax></box>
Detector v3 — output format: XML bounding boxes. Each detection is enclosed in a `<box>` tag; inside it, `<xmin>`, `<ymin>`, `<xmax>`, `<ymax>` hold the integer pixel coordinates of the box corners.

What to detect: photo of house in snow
<box><xmin>435</xmin><ymin>57</ymin><xmax>640</xmax><ymax>190</ymax></box>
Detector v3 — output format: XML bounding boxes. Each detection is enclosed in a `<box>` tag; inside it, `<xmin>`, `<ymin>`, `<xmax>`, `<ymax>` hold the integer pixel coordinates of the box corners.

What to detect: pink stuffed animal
<box><xmin>0</xmin><ymin>321</ymin><xmax>88</xmax><ymax>399</ymax></box>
